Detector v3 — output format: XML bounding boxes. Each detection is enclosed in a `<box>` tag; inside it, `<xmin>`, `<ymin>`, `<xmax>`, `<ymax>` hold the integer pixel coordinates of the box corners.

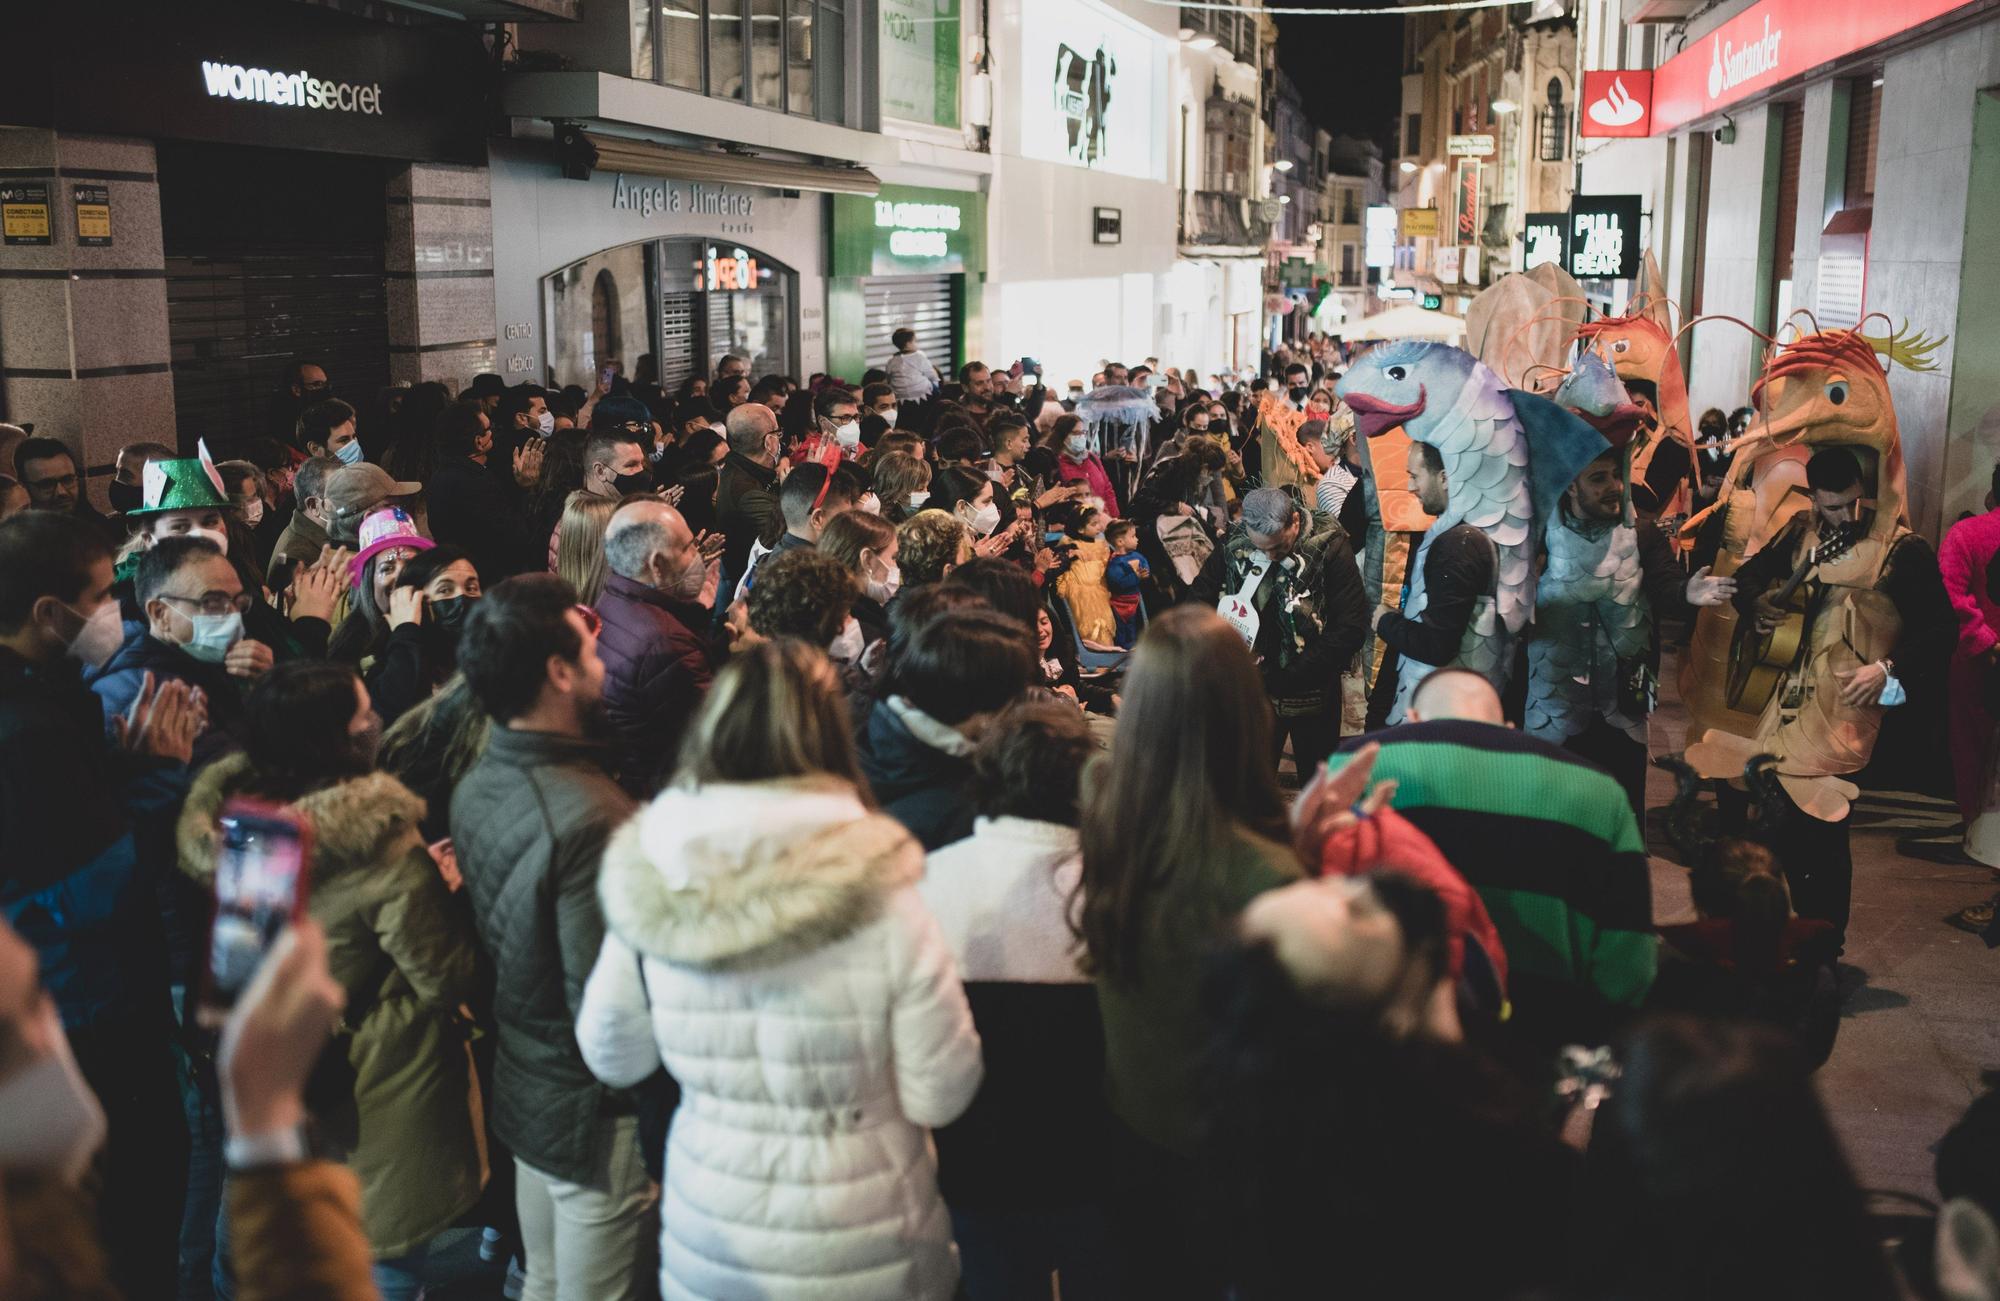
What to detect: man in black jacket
<box><xmin>1191</xmin><ymin>487</ymin><xmax>1370</xmax><ymax>778</ymax></box>
<box><xmin>452</xmin><ymin>576</ymin><xmax>652</xmax><ymax>1301</ymax></box>
<box><xmin>427</xmin><ymin>400</ymin><xmax>546</xmax><ymax>581</ymax></box>
<box><xmin>712</xmin><ymin>401</ymin><xmax>784</xmax><ymax>618</ymax></box>
<box><xmin>0</xmin><ymin>512</ymin><xmax>198</xmax><ymax>1300</ymax></box>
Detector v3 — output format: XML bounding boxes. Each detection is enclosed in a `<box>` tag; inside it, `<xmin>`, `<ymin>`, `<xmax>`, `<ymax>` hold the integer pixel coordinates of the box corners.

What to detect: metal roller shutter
<box><xmin>863</xmin><ymin>275</ymin><xmax>956</xmax><ymax>374</ymax></box>
<box><xmin>160</xmin><ymin>144</ymin><xmax>389</xmax><ymax>451</ymax></box>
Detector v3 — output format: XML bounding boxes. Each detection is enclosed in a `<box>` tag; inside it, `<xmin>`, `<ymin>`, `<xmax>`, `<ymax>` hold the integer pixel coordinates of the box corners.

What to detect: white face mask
<box><xmin>238</xmin><ymin>499</ymin><xmax>264</xmax><ymax>527</ymax></box>
<box><xmin>833</xmin><ymin>420</ymin><xmax>861</xmax><ymax>449</ymax></box>
<box><xmin>1065</xmin><ymin>435</ymin><xmax>1090</xmax><ymax>457</ymax></box>
<box><xmin>181</xmin><ymin>610</ymin><xmax>244</xmax><ymax>663</ymax></box>
<box><xmin>710</xmin><ymin>422</ymin><xmax>727</xmax><ymax>436</ymax></box>
<box><xmin>0</xmin><ymin>1002</ymin><xmax>107</xmax><ymax>1185</ymax></box>
<box><xmin>858</xmin><ymin>491</ymin><xmax>882</xmax><ymax>515</ymax></box>
<box><xmin>963</xmin><ymin>500</ymin><xmax>1002</xmax><ymax>537</ymax></box>
<box><xmin>63</xmin><ymin>599</ymin><xmax>125</xmax><ymax>669</ymax></box>
<box><xmin>828</xmin><ymin>615</ymin><xmax>865</xmax><ymax>665</ymax></box>
<box><xmin>863</xmin><ymin>557</ymin><xmax>901</xmax><ymax>604</ymax></box>
<box><xmin>537</xmin><ymin>410</ymin><xmax>556</xmax><ymax>435</ymax></box>
<box><xmin>908</xmin><ymin>490</ymin><xmax>930</xmax><ymax>510</ymax></box>
<box><xmin>667</xmin><ymin>548</ymin><xmax>707</xmax><ymax>601</ymax></box>
<box><xmin>881</xmin><ymin>407</ymin><xmax>899</xmax><ymax>429</ymax></box>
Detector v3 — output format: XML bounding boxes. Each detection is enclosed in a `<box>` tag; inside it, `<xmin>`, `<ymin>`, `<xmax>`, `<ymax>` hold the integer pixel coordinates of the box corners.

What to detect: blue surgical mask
<box><xmin>182</xmin><ymin>611</ymin><xmax>244</xmax><ymax>664</ymax></box>
<box><xmin>1065</xmin><ymin>434</ymin><xmax>1090</xmax><ymax>456</ymax></box>
<box><xmin>334</xmin><ymin>439</ymin><xmax>365</xmax><ymax>466</ymax></box>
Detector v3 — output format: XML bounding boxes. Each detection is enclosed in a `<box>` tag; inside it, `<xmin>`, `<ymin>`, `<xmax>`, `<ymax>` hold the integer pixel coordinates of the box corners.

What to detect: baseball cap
<box><xmin>350</xmin><ymin>506</ymin><xmax>434</xmax><ymax>586</ymax></box>
<box><xmin>325</xmin><ymin>462</ymin><xmax>422</xmax><ymax>545</ymax></box>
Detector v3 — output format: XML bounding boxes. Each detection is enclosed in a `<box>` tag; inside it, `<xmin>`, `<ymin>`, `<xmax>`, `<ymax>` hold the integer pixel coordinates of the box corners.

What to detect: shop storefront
<box><xmin>0</xmin><ymin>0</ymin><xmax>490</xmax><ymax>465</ymax></box>
<box><xmin>489</xmin><ymin>141</ymin><xmax>829</xmax><ymax>391</ymax></box>
<box><xmin>827</xmin><ymin>184</ymin><xmax>987</xmax><ymax>381</ymax></box>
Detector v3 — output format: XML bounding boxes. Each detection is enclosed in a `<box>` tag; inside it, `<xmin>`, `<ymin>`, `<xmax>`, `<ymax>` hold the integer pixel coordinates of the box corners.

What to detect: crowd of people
<box><xmin>0</xmin><ymin>332</ymin><xmax>1992</xmax><ymax>1301</ymax></box>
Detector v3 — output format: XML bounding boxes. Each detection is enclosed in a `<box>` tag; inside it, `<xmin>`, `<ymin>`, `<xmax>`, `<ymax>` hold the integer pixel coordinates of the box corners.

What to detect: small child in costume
<box><xmin>1104</xmin><ymin>518</ymin><xmax>1150</xmax><ymax>648</ymax></box>
<box><xmin>1053</xmin><ymin>501</ymin><xmax>1118</xmax><ymax>648</ymax></box>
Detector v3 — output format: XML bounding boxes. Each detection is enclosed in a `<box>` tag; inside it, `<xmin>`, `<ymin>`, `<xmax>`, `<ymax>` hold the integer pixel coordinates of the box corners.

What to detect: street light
<box><xmin>1399</xmin><ymin>160</ymin><xmax>1418</xmax><ymax>174</ymax></box>
<box><xmin>1187</xmin><ymin>34</ymin><xmax>1217</xmax><ymax>50</ymax></box>
<box><xmin>1272</xmin><ymin>159</ymin><xmax>1294</xmax><ymax>172</ymax></box>
<box><xmin>1490</xmin><ymin>97</ymin><xmax>1519</xmax><ymax>114</ymax></box>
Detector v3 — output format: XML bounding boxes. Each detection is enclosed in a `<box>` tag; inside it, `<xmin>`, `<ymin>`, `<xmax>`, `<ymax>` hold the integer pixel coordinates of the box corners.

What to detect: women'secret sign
<box><xmin>200</xmin><ymin>61</ymin><xmax>383</xmax><ymax>114</ymax></box>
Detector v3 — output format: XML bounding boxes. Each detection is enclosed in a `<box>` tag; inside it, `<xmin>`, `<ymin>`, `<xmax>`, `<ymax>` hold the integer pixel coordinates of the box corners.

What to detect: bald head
<box><xmin>725</xmin><ymin>402</ymin><xmax>779</xmax><ymax>463</ymax></box>
<box><xmin>1407</xmin><ymin>668</ymin><xmax>1503</xmax><ymax>724</ymax></box>
<box><xmin>604</xmin><ymin>498</ymin><xmax>696</xmax><ymax>587</ymax></box>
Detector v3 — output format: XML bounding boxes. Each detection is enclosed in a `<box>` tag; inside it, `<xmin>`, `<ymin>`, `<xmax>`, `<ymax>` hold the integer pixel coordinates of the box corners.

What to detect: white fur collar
<box><xmin>884</xmin><ymin>695</ymin><xmax>974</xmax><ymax>757</ymax></box>
<box><xmin>599</xmin><ymin>777</ymin><xmax>922</xmax><ymax>970</ymax></box>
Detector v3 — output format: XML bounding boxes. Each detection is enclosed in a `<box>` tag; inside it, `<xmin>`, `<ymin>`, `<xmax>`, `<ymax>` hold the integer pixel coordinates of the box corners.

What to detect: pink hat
<box><xmin>349</xmin><ymin>506</ymin><xmax>433</xmax><ymax>586</ymax></box>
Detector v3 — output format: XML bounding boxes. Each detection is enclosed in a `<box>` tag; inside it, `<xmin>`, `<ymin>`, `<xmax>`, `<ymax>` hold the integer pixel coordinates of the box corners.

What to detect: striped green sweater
<box><xmin>1329</xmin><ymin>721</ymin><xmax>1656</xmax><ymax>1043</ymax></box>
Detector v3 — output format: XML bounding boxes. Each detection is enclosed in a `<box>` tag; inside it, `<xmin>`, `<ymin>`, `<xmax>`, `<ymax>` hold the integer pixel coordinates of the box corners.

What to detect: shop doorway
<box><xmin>159</xmin><ymin>143</ymin><xmax>390</xmax><ymax>451</ymax></box>
<box><xmin>862</xmin><ymin>275</ymin><xmax>959</xmax><ymax>375</ymax></box>
<box><xmin>544</xmin><ymin>238</ymin><xmax>796</xmax><ymax>394</ymax></box>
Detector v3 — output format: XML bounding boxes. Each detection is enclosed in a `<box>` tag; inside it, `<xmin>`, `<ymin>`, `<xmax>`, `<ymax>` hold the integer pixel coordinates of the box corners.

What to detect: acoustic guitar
<box><xmin>1725</xmin><ymin>527</ymin><xmax>1858</xmax><ymax>713</ymax></box>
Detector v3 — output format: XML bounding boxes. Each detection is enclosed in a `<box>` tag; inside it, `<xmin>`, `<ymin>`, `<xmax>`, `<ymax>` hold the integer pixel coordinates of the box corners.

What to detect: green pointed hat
<box><xmin>133</xmin><ymin>456</ymin><xmax>229</xmax><ymax>515</ymax></box>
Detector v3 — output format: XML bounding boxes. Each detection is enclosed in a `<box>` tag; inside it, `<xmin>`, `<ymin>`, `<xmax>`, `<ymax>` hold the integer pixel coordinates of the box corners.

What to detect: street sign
<box><xmin>1567</xmin><ymin>194</ymin><xmax>1643</xmax><ymax>280</ymax></box>
<box><xmin>1399</xmin><ymin>207</ymin><xmax>1440</xmax><ymax>239</ymax></box>
<box><xmin>1447</xmin><ymin>133</ymin><xmax>1495</xmax><ymax>157</ymax></box>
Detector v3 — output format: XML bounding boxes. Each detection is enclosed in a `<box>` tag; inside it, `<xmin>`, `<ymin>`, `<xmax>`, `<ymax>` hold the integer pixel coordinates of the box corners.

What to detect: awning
<box><xmin>577</xmin><ymin>131</ymin><xmax>881</xmax><ymax>196</ymax></box>
<box><xmin>1346</xmin><ymin>303</ymin><xmax>1466</xmax><ymax>343</ymax></box>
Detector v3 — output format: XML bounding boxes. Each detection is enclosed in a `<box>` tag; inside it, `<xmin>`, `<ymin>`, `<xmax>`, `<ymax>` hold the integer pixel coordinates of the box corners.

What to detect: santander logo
<box><xmin>1587</xmin><ymin>76</ymin><xmax>1647</xmax><ymax>128</ymax></box>
<box><xmin>1707</xmin><ymin>16</ymin><xmax>1783</xmax><ymax>101</ymax></box>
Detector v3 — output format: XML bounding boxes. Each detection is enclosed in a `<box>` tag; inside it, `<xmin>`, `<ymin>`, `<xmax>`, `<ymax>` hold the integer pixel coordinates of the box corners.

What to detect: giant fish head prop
<box><xmin>1550</xmin><ymin>349</ymin><xmax>1646</xmax><ymax>452</ymax></box>
<box><xmin>1335</xmin><ymin>339</ymin><xmax>1477</xmax><ymax>447</ymax></box>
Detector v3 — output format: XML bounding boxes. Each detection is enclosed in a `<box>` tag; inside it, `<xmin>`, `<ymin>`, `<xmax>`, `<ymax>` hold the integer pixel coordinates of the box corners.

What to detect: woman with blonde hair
<box><xmin>575</xmin><ymin>639</ymin><xmax>982</xmax><ymax>1300</ymax></box>
<box><xmin>553</xmin><ymin>489</ymin><xmax>619</xmax><ymax>605</ymax></box>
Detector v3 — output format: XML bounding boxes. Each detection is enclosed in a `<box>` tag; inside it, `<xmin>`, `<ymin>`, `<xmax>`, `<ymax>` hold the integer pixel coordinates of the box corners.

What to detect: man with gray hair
<box><xmin>594</xmin><ymin>497</ymin><xmax>715</xmax><ymax>794</ymax></box>
<box><xmin>1191</xmin><ymin>485</ymin><xmax>1369</xmax><ymax>778</ymax></box>
<box><xmin>713</xmin><ymin>401</ymin><xmax>784</xmax><ymax>628</ymax></box>
<box><xmin>269</xmin><ymin>454</ymin><xmax>342</xmax><ymax>571</ymax></box>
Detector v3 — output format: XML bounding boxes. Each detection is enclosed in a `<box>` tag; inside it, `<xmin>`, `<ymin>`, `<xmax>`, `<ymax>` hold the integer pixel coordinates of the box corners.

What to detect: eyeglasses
<box><xmin>26</xmin><ymin>473</ymin><xmax>77</xmax><ymax>492</ymax></box>
<box><xmin>160</xmin><ymin>591</ymin><xmax>252</xmax><ymax>617</ymax></box>
<box><xmin>571</xmin><ymin>603</ymin><xmax>603</xmax><ymax>638</ymax></box>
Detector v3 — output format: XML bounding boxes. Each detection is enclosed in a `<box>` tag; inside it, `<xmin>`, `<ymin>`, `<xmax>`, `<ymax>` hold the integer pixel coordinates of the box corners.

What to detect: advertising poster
<box><xmin>1017</xmin><ymin>0</ymin><xmax>1168</xmax><ymax>181</ymax></box>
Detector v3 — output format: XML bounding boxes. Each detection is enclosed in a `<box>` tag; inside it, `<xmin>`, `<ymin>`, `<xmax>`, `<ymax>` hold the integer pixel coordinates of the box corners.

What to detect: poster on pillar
<box><xmin>1016</xmin><ymin>0</ymin><xmax>1169</xmax><ymax>180</ymax></box>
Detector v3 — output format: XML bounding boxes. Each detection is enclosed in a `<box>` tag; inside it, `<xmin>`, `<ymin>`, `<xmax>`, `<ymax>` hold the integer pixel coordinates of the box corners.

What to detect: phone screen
<box><xmin>205</xmin><ymin>801</ymin><xmax>310</xmax><ymax>1011</ymax></box>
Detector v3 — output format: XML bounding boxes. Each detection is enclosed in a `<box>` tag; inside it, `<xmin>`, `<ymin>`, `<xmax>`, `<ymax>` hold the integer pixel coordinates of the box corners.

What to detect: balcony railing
<box><xmin>1181</xmin><ymin>189</ymin><xmax>1259</xmax><ymax>247</ymax></box>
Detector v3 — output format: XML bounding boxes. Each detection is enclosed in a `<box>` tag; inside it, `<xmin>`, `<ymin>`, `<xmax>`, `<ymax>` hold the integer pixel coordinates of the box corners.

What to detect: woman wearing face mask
<box><xmin>1040</xmin><ymin>414</ymin><xmax>1120</xmax><ymax>515</ymax></box>
<box><xmin>366</xmin><ymin>545</ymin><xmax>483</xmax><ymax>727</ymax></box>
<box><xmin>176</xmin><ymin>660</ymin><xmax>485</xmax><ymax>1301</ymax></box>
<box><xmin>819</xmin><ymin>510</ymin><xmax>901</xmax><ymax>651</ymax></box>
<box><xmin>933</xmin><ymin>469</ymin><xmax>1022</xmax><ymax>560</ymax></box>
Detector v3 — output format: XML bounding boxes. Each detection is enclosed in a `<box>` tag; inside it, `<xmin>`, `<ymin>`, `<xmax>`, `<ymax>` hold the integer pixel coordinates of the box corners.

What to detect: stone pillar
<box><xmin>0</xmin><ymin>128</ymin><xmax>174</xmax><ymax>508</ymax></box>
<box><xmin>386</xmin><ymin>162</ymin><xmax>499</xmax><ymax>394</ymax></box>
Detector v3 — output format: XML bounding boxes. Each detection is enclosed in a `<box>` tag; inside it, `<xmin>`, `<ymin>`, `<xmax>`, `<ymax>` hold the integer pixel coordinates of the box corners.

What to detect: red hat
<box><xmin>1314</xmin><ymin>806</ymin><xmax>1509</xmax><ymax>1000</ymax></box>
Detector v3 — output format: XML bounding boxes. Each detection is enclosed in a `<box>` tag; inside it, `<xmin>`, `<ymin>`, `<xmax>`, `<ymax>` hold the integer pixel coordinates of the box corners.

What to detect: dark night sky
<box><xmin>1273</xmin><ymin>3</ymin><xmax>1406</xmax><ymax>152</ymax></box>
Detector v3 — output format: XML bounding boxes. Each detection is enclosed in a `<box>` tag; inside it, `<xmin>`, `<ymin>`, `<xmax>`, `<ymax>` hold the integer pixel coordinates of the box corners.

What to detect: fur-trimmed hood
<box><xmin>598</xmin><ymin>776</ymin><xmax>923</xmax><ymax>971</ymax></box>
<box><xmin>176</xmin><ymin>751</ymin><xmax>430</xmax><ymax>888</ymax></box>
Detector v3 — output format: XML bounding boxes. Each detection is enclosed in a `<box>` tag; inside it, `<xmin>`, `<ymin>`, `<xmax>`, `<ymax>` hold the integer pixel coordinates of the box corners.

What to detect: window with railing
<box><xmin>1180</xmin><ymin>2</ymin><xmax>1259</xmax><ymax>65</ymax></box>
<box><xmin>1537</xmin><ymin>77</ymin><xmax>1567</xmax><ymax>162</ymax></box>
<box><xmin>631</xmin><ymin>0</ymin><xmax>849</xmax><ymax>124</ymax></box>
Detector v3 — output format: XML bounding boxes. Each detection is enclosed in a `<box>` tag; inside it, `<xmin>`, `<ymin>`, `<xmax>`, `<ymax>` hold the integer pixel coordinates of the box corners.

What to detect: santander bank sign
<box><xmin>1649</xmin><ymin>0</ymin><xmax>1975</xmax><ymax>134</ymax></box>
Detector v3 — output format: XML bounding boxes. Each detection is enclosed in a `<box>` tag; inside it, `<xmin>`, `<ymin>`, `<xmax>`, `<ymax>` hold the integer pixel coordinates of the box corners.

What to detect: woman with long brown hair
<box><xmin>1076</xmin><ymin>604</ymin><xmax>1300</xmax><ymax>1297</ymax></box>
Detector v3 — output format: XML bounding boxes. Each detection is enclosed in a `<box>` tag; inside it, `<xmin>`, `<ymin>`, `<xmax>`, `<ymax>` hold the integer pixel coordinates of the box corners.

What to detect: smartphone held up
<box><xmin>203</xmin><ymin>798</ymin><xmax>312</xmax><ymax>1021</ymax></box>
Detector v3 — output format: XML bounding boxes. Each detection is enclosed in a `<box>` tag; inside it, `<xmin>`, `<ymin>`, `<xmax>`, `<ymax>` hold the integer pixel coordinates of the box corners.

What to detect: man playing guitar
<box><xmin>1723</xmin><ymin>447</ymin><xmax>1952</xmax><ymax>952</ymax></box>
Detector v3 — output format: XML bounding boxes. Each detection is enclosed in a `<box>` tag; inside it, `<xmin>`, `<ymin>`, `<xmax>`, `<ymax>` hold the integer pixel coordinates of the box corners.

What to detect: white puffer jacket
<box><xmin>578</xmin><ymin>777</ymin><xmax>983</xmax><ymax>1301</ymax></box>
